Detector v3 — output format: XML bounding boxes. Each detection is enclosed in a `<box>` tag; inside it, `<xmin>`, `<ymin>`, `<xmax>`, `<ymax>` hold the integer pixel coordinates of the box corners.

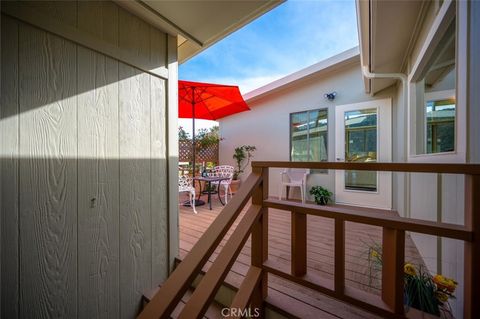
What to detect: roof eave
<box><xmin>114</xmin><ymin>0</ymin><xmax>285</xmax><ymax>64</ymax></box>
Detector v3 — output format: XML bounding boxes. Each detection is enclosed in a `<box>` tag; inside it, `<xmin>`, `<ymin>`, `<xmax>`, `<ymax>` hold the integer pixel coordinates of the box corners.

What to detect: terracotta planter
<box><xmin>230</xmin><ymin>179</ymin><xmax>241</xmax><ymax>194</ymax></box>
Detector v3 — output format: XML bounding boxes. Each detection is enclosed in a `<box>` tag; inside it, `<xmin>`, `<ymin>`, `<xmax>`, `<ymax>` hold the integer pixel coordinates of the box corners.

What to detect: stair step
<box><xmin>142</xmin><ymin>286</ymin><xmax>224</xmax><ymax>319</ymax></box>
<box><xmin>172</xmin><ymin>289</ymin><xmax>224</xmax><ymax>319</ymax></box>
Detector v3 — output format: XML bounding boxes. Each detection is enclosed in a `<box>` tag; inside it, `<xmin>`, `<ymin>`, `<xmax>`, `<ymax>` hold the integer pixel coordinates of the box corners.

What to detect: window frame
<box><xmin>289</xmin><ymin>108</ymin><xmax>328</xmax><ymax>162</ymax></box>
<box><xmin>407</xmin><ymin>0</ymin><xmax>467</xmax><ymax>163</ymax></box>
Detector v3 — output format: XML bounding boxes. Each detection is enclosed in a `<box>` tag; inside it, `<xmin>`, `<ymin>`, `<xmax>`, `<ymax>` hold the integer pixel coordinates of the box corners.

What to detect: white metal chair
<box><xmin>209</xmin><ymin>165</ymin><xmax>235</xmax><ymax>204</ymax></box>
<box><xmin>179</xmin><ymin>175</ymin><xmax>197</xmax><ymax>214</ymax></box>
<box><xmin>278</xmin><ymin>168</ymin><xmax>310</xmax><ymax>203</ymax></box>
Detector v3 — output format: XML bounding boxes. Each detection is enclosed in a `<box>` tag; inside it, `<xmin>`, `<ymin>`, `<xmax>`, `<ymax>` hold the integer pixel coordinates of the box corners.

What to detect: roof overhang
<box><xmin>244</xmin><ymin>47</ymin><xmax>360</xmax><ymax>103</ymax></box>
<box><xmin>114</xmin><ymin>0</ymin><xmax>284</xmax><ymax>64</ymax></box>
<box><xmin>356</xmin><ymin>0</ymin><xmax>427</xmax><ymax>94</ymax></box>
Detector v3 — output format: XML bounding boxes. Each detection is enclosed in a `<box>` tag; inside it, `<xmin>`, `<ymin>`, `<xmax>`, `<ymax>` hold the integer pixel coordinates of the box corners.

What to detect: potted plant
<box><xmin>231</xmin><ymin>145</ymin><xmax>256</xmax><ymax>193</ymax></box>
<box><xmin>309</xmin><ymin>186</ymin><xmax>333</xmax><ymax>205</ymax></box>
<box><xmin>366</xmin><ymin>242</ymin><xmax>458</xmax><ymax>317</ymax></box>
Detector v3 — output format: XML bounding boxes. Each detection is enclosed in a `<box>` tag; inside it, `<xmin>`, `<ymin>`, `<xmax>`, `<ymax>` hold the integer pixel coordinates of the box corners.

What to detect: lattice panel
<box><xmin>179</xmin><ymin>140</ymin><xmax>219</xmax><ymax>163</ymax></box>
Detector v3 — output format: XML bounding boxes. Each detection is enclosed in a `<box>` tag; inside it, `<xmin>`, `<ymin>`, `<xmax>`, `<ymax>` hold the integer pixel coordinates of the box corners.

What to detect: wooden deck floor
<box><xmin>178</xmin><ymin>193</ymin><xmax>424</xmax><ymax>318</ymax></box>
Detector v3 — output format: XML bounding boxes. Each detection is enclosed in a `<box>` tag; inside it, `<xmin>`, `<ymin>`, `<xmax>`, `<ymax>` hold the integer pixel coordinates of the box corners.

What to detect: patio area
<box><xmin>178</xmin><ymin>193</ymin><xmax>425</xmax><ymax>318</ymax></box>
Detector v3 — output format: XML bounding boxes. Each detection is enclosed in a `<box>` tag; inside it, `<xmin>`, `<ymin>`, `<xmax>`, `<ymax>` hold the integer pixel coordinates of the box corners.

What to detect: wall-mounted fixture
<box><xmin>324</xmin><ymin>92</ymin><xmax>337</xmax><ymax>101</ymax></box>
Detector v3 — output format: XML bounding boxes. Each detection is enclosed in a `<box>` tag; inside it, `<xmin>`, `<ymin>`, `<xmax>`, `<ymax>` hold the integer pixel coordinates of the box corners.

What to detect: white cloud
<box><xmin>194</xmin><ymin>74</ymin><xmax>286</xmax><ymax>95</ymax></box>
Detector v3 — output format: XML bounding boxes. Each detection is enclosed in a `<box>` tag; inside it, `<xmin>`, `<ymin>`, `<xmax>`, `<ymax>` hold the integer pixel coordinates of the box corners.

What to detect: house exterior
<box><xmin>0</xmin><ymin>1</ymin><xmax>281</xmax><ymax>318</ymax></box>
<box><xmin>2</xmin><ymin>0</ymin><xmax>479</xmax><ymax>318</ymax></box>
<box><xmin>219</xmin><ymin>1</ymin><xmax>480</xmax><ymax>317</ymax></box>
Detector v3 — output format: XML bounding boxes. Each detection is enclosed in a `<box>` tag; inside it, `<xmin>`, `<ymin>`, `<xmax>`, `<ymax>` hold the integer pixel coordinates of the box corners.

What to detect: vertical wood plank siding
<box><xmin>119</xmin><ymin>64</ymin><xmax>152</xmax><ymax>319</ymax></box>
<box><xmin>19</xmin><ymin>24</ymin><xmax>78</xmax><ymax>319</ymax></box>
<box><xmin>77</xmin><ymin>48</ymin><xmax>120</xmax><ymax>319</ymax></box>
<box><xmin>0</xmin><ymin>1</ymin><xmax>170</xmax><ymax>317</ymax></box>
<box><xmin>1</xmin><ymin>15</ymin><xmax>20</xmax><ymax>319</ymax></box>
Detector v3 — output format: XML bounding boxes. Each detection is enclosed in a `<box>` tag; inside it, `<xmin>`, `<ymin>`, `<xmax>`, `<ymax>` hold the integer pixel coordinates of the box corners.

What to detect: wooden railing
<box><xmin>138</xmin><ymin>162</ymin><xmax>480</xmax><ymax>319</ymax></box>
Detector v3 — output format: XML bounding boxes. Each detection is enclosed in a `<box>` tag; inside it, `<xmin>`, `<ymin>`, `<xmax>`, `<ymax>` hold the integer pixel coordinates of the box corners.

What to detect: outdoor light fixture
<box><xmin>324</xmin><ymin>91</ymin><xmax>337</xmax><ymax>101</ymax></box>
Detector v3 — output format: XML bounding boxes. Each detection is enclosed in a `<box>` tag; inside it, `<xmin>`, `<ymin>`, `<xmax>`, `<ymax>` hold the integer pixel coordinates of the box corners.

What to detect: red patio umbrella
<box><xmin>178</xmin><ymin>80</ymin><xmax>250</xmax><ymax>205</ymax></box>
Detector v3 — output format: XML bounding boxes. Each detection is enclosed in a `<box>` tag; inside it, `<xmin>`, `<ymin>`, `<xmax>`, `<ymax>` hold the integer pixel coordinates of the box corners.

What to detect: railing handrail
<box><xmin>265</xmin><ymin>198</ymin><xmax>472</xmax><ymax>241</ymax></box>
<box><xmin>251</xmin><ymin>161</ymin><xmax>480</xmax><ymax>175</ymax></box>
<box><xmin>137</xmin><ymin>172</ymin><xmax>262</xmax><ymax>319</ymax></box>
<box><xmin>177</xmin><ymin>205</ymin><xmax>263</xmax><ymax>318</ymax></box>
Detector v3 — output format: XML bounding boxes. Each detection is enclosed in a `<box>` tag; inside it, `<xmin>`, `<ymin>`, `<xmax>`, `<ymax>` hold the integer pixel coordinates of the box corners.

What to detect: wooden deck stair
<box><xmin>178</xmin><ymin>198</ymin><xmax>398</xmax><ymax>318</ymax></box>
<box><xmin>174</xmin><ymin>254</ymin><xmax>381</xmax><ymax>319</ymax></box>
<box><xmin>143</xmin><ymin>287</ymin><xmax>224</xmax><ymax>319</ymax></box>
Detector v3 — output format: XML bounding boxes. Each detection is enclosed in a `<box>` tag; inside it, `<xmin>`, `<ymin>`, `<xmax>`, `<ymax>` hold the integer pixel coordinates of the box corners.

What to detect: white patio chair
<box><xmin>179</xmin><ymin>175</ymin><xmax>197</xmax><ymax>214</ymax></box>
<box><xmin>278</xmin><ymin>168</ymin><xmax>310</xmax><ymax>204</ymax></box>
<box><xmin>209</xmin><ymin>165</ymin><xmax>235</xmax><ymax>204</ymax></box>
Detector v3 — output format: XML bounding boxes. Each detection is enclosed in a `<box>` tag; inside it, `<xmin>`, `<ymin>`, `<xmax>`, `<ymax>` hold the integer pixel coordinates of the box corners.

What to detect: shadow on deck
<box><xmin>178</xmin><ymin>193</ymin><xmax>424</xmax><ymax>319</ymax></box>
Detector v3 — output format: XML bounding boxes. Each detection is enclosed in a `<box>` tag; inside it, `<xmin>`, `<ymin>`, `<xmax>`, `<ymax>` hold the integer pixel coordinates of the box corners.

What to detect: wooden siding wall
<box><xmin>0</xmin><ymin>1</ymin><xmax>171</xmax><ymax>318</ymax></box>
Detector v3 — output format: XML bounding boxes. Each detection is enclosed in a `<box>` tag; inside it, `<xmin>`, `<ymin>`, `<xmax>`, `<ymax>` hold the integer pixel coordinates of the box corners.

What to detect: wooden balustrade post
<box><xmin>381</xmin><ymin>227</ymin><xmax>405</xmax><ymax>315</ymax></box>
<box><xmin>334</xmin><ymin>218</ymin><xmax>345</xmax><ymax>295</ymax></box>
<box><xmin>291</xmin><ymin>209</ymin><xmax>307</xmax><ymax>276</ymax></box>
<box><xmin>251</xmin><ymin>167</ymin><xmax>269</xmax><ymax>315</ymax></box>
<box><xmin>464</xmin><ymin>174</ymin><xmax>480</xmax><ymax>319</ymax></box>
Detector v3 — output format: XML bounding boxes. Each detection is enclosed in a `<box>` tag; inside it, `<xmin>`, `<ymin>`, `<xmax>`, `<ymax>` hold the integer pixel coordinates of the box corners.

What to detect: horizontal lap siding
<box><xmin>0</xmin><ymin>1</ymin><xmax>170</xmax><ymax>317</ymax></box>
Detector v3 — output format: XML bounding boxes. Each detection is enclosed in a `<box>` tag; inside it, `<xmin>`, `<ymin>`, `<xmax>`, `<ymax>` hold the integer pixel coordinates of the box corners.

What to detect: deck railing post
<box><xmin>381</xmin><ymin>227</ymin><xmax>405</xmax><ymax>315</ymax></box>
<box><xmin>251</xmin><ymin>167</ymin><xmax>269</xmax><ymax>314</ymax></box>
<box><xmin>464</xmin><ymin>174</ymin><xmax>480</xmax><ymax>319</ymax></box>
<box><xmin>291</xmin><ymin>209</ymin><xmax>307</xmax><ymax>276</ymax></box>
<box><xmin>334</xmin><ymin>218</ymin><xmax>345</xmax><ymax>295</ymax></box>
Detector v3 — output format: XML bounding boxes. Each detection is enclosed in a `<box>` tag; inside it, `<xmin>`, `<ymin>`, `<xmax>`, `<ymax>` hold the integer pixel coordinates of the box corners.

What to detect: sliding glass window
<box><xmin>290</xmin><ymin>109</ymin><xmax>328</xmax><ymax>162</ymax></box>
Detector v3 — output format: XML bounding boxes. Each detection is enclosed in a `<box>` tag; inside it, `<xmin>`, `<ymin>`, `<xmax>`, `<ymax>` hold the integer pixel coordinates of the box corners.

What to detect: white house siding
<box><xmin>219</xmin><ymin>60</ymin><xmax>399</xmax><ymax>202</ymax></box>
<box><xmin>219</xmin><ymin>51</ymin><xmax>466</xmax><ymax>316</ymax></box>
<box><xmin>0</xmin><ymin>1</ymin><xmax>173</xmax><ymax>318</ymax></box>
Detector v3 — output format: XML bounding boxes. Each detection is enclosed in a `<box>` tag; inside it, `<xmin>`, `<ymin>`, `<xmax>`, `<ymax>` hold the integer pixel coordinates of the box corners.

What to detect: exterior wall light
<box><xmin>324</xmin><ymin>92</ymin><xmax>337</xmax><ymax>101</ymax></box>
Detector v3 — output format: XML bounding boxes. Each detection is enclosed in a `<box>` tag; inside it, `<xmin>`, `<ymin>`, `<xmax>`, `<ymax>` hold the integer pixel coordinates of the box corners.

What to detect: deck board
<box><xmin>178</xmin><ymin>194</ymin><xmax>424</xmax><ymax>318</ymax></box>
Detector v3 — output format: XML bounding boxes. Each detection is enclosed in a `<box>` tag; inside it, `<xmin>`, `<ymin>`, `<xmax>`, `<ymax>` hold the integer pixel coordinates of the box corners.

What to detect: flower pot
<box><xmin>315</xmin><ymin>197</ymin><xmax>328</xmax><ymax>205</ymax></box>
<box><xmin>230</xmin><ymin>179</ymin><xmax>241</xmax><ymax>194</ymax></box>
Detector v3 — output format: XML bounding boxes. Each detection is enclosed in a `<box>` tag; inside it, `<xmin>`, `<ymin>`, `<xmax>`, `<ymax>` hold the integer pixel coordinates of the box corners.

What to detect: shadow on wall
<box><xmin>1</xmin><ymin>157</ymin><xmax>170</xmax><ymax>319</ymax></box>
<box><xmin>1</xmin><ymin>13</ymin><xmax>173</xmax><ymax>319</ymax></box>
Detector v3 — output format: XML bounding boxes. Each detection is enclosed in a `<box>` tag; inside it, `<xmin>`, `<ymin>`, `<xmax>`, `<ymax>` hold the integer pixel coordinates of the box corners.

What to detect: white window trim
<box><xmin>289</xmin><ymin>108</ymin><xmax>328</xmax><ymax>162</ymax></box>
<box><xmin>407</xmin><ymin>0</ymin><xmax>467</xmax><ymax>163</ymax></box>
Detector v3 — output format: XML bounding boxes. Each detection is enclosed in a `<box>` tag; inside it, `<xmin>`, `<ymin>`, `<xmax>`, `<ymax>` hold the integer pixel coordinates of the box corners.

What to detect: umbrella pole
<box><xmin>184</xmin><ymin>87</ymin><xmax>205</xmax><ymax>207</ymax></box>
<box><xmin>192</xmin><ymin>103</ymin><xmax>196</xmax><ymax>185</ymax></box>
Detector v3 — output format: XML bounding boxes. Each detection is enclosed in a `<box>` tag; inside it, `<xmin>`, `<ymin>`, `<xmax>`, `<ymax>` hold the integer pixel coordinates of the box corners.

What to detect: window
<box><xmin>290</xmin><ymin>109</ymin><xmax>328</xmax><ymax>161</ymax></box>
<box><xmin>426</xmin><ymin>98</ymin><xmax>455</xmax><ymax>153</ymax></box>
<box><xmin>344</xmin><ymin>109</ymin><xmax>377</xmax><ymax>191</ymax></box>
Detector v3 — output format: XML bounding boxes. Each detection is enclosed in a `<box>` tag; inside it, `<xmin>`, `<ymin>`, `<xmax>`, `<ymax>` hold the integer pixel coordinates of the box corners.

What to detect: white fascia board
<box><xmin>244</xmin><ymin>47</ymin><xmax>360</xmax><ymax>102</ymax></box>
<box><xmin>356</xmin><ymin>0</ymin><xmax>372</xmax><ymax>94</ymax></box>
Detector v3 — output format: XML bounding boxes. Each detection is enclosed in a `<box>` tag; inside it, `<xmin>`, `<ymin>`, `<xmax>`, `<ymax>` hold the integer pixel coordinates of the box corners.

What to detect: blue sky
<box><xmin>179</xmin><ymin>0</ymin><xmax>359</xmax><ymax>133</ymax></box>
<box><xmin>180</xmin><ymin>0</ymin><xmax>358</xmax><ymax>95</ymax></box>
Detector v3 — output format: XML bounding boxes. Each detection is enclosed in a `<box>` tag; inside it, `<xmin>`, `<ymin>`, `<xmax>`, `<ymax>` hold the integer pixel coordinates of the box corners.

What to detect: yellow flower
<box><xmin>436</xmin><ymin>291</ymin><xmax>449</xmax><ymax>302</ymax></box>
<box><xmin>370</xmin><ymin>249</ymin><xmax>379</xmax><ymax>259</ymax></box>
<box><xmin>433</xmin><ymin>274</ymin><xmax>457</xmax><ymax>293</ymax></box>
<box><xmin>404</xmin><ymin>263</ymin><xmax>417</xmax><ymax>276</ymax></box>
